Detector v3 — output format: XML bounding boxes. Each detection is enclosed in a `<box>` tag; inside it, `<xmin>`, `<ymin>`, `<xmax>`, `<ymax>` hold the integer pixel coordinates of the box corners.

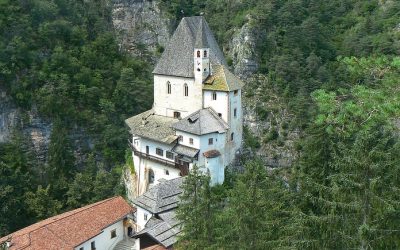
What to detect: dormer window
<box><xmin>204</xmin><ymin>50</ymin><xmax>207</xmax><ymax>57</ymax></box>
<box><xmin>184</xmin><ymin>83</ymin><xmax>188</xmax><ymax>96</ymax></box>
<box><xmin>197</xmin><ymin>50</ymin><xmax>201</xmax><ymax>58</ymax></box>
<box><xmin>167</xmin><ymin>81</ymin><xmax>171</xmax><ymax>94</ymax></box>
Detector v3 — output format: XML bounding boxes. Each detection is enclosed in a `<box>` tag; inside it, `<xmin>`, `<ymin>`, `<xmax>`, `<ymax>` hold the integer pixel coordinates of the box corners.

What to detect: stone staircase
<box><xmin>112</xmin><ymin>238</ymin><xmax>136</xmax><ymax>250</ymax></box>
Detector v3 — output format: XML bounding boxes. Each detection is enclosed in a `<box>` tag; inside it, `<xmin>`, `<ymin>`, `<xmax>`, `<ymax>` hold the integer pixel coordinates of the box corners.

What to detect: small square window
<box><xmin>218</xmin><ymin>113</ymin><xmax>222</xmax><ymax>118</ymax></box>
<box><xmin>208</xmin><ymin>138</ymin><xmax>213</xmax><ymax>145</ymax></box>
<box><xmin>165</xmin><ymin>169</ymin><xmax>169</xmax><ymax>175</ymax></box>
<box><xmin>111</xmin><ymin>229</ymin><xmax>117</xmax><ymax>239</ymax></box>
<box><xmin>156</xmin><ymin>148</ymin><xmax>163</xmax><ymax>156</ymax></box>
<box><xmin>144</xmin><ymin>214</ymin><xmax>148</xmax><ymax>220</ymax></box>
<box><xmin>234</xmin><ymin>90</ymin><xmax>238</xmax><ymax>96</ymax></box>
<box><xmin>80</xmin><ymin>248</ymin><xmax>84</xmax><ymax>250</ymax></box>
<box><xmin>174</xmin><ymin>111</ymin><xmax>181</xmax><ymax>119</ymax></box>
<box><xmin>166</xmin><ymin>151</ymin><xmax>174</xmax><ymax>160</ymax></box>
<box><xmin>189</xmin><ymin>138</ymin><xmax>194</xmax><ymax>145</ymax></box>
<box><xmin>178</xmin><ymin>135</ymin><xmax>183</xmax><ymax>142</ymax></box>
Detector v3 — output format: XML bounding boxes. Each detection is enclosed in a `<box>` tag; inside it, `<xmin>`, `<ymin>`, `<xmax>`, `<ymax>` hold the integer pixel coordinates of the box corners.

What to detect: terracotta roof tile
<box><xmin>203</xmin><ymin>149</ymin><xmax>221</xmax><ymax>158</ymax></box>
<box><xmin>0</xmin><ymin>196</ymin><xmax>134</xmax><ymax>250</ymax></box>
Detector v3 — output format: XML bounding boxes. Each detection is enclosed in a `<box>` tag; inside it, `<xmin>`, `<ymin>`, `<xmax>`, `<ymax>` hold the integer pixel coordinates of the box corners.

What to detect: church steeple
<box><xmin>194</xmin><ymin>20</ymin><xmax>210</xmax><ymax>83</ymax></box>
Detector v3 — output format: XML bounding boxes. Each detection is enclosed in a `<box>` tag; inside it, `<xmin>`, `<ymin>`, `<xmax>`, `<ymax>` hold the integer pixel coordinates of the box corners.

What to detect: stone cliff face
<box><xmin>112</xmin><ymin>0</ymin><xmax>172</xmax><ymax>60</ymax></box>
<box><xmin>242</xmin><ymin>75</ymin><xmax>300</xmax><ymax>168</ymax></box>
<box><xmin>0</xmin><ymin>87</ymin><xmax>52</xmax><ymax>163</ymax></box>
<box><xmin>0</xmin><ymin>88</ymin><xmax>94</xmax><ymax>166</ymax></box>
<box><xmin>228</xmin><ymin>16</ymin><xmax>265</xmax><ymax>78</ymax></box>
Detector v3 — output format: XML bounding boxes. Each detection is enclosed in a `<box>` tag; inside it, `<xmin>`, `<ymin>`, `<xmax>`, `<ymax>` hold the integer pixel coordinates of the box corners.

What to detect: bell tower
<box><xmin>194</xmin><ymin>21</ymin><xmax>210</xmax><ymax>83</ymax></box>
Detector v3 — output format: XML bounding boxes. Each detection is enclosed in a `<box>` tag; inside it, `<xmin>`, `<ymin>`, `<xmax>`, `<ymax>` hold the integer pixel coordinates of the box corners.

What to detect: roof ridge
<box><xmin>8</xmin><ymin>197</ymin><xmax>119</xmax><ymax>238</ymax></box>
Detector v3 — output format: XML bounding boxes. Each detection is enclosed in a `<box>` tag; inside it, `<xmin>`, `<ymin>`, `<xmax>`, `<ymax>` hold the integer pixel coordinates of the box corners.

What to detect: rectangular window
<box><xmin>144</xmin><ymin>214</ymin><xmax>148</xmax><ymax>220</ymax></box>
<box><xmin>234</xmin><ymin>90</ymin><xmax>238</xmax><ymax>96</ymax></box>
<box><xmin>166</xmin><ymin>151</ymin><xmax>174</xmax><ymax>159</ymax></box>
<box><xmin>174</xmin><ymin>111</ymin><xmax>181</xmax><ymax>119</ymax></box>
<box><xmin>212</xmin><ymin>92</ymin><xmax>217</xmax><ymax>100</ymax></box>
<box><xmin>156</xmin><ymin>148</ymin><xmax>163</xmax><ymax>156</ymax></box>
<box><xmin>189</xmin><ymin>138</ymin><xmax>194</xmax><ymax>145</ymax></box>
<box><xmin>234</xmin><ymin>108</ymin><xmax>237</xmax><ymax>118</ymax></box>
<box><xmin>111</xmin><ymin>229</ymin><xmax>117</xmax><ymax>239</ymax></box>
<box><xmin>208</xmin><ymin>138</ymin><xmax>213</xmax><ymax>145</ymax></box>
<box><xmin>178</xmin><ymin>135</ymin><xmax>183</xmax><ymax>142</ymax></box>
<box><xmin>91</xmin><ymin>241</ymin><xmax>95</xmax><ymax>250</ymax></box>
<box><xmin>79</xmin><ymin>248</ymin><xmax>84</xmax><ymax>250</ymax></box>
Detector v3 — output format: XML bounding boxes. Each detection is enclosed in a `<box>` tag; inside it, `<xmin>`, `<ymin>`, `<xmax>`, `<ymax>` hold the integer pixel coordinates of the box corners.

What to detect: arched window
<box><xmin>231</xmin><ymin>132</ymin><xmax>234</xmax><ymax>141</ymax></box>
<box><xmin>167</xmin><ymin>81</ymin><xmax>171</xmax><ymax>94</ymax></box>
<box><xmin>148</xmin><ymin>169</ymin><xmax>155</xmax><ymax>184</ymax></box>
<box><xmin>197</xmin><ymin>50</ymin><xmax>201</xmax><ymax>58</ymax></box>
<box><xmin>204</xmin><ymin>50</ymin><xmax>207</xmax><ymax>57</ymax></box>
<box><xmin>184</xmin><ymin>83</ymin><xmax>188</xmax><ymax>96</ymax></box>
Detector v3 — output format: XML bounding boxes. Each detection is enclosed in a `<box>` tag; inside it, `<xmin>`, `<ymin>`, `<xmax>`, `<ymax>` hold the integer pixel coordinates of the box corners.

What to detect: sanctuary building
<box><xmin>125</xmin><ymin>16</ymin><xmax>244</xmax><ymax>195</ymax></box>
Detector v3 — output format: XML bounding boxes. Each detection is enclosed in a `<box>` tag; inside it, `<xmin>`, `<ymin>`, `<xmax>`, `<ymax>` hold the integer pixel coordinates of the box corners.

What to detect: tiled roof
<box><xmin>125</xmin><ymin>110</ymin><xmax>178</xmax><ymax>144</ymax></box>
<box><xmin>203</xmin><ymin>64</ymin><xmax>245</xmax><ymax>91</ymax></box>
<box><xmin>133</xmin><ymin>178</ymin><xmax>184</xmax><ymax>214</ymax></box>
<box><xmin>203</xmin><ymin>149</ymin><xmax>221</xmax><ymax>158</ymax></box>
<box><xmin>172</xmin><ymin>108</ymin><xmax>229</xmax><ymax>135</ymax></box>
<box><xmin>153</xmin><ymin>16</ymin><xmax>227</xmax><ymax>78</ymax></box>
<box><xmin>136</xmin><ymin>211</ymin><xmax>181</xmax><ymax>248</ymax></box>
<box><xmin>172</xmin><ymin>144</ymin><xmax>199</xmax><ymax>158</ymax></box>
<box><xmin>0</xmin><ymin>197</ymin><xmax>134</xmax><ymax>250</ymax></box>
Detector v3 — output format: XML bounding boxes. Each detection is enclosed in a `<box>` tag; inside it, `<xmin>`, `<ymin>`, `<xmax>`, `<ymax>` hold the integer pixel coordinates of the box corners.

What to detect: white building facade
<box><xmin>125</xmin><ymin>16</ymin><xmax>244</xmax><ymax>196</ymax></box>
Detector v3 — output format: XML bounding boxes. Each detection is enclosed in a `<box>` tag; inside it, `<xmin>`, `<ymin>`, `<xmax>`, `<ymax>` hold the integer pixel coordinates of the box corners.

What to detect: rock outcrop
<box><xmin>112</xmin><ymin>0</ymin><xmax>172</xmax><ymax>60</ymax></box>
<box><xmin>229</xmin><ymin>16</ymin><xmax>265</xmax><ymax>78</ymax></box>
<box><xmin>0</xmin><ymin>88</ymin><xmax>52</xmax><ymax>162</ymax></box>
<box><xmin>242</xmin><ymin>75</ymin><xmax>300</xmax><ymax>168</ymax></box>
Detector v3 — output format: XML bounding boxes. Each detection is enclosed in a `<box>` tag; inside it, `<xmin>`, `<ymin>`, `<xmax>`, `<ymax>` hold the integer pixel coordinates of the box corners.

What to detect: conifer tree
<box><xmin>176</xmin><ymin>165</ymin><xmax>215</xmax><ymax>249</ymax></box>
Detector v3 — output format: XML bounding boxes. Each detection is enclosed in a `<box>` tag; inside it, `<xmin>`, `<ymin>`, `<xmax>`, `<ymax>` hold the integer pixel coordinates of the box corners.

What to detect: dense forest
<box><xmin>0</xmin><ymin>0</ymin><xmax>152</xmax><ymax>235</ymax></box>
<box><xmin>1</xmin><ymin>0</ymin><xmax>400</xmax><ymax>248</ymax></box>
<box><xmin>170</xmin><ymin>0</ymin><xmax>400</xmax><ymax>249</ymax></box>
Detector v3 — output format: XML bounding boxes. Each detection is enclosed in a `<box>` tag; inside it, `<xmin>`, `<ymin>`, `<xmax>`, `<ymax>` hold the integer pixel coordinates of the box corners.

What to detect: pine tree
<box><xmin>220</xmin><ymin>160</ymin><xmax>302</xmax><ymax>249</ymax></box>
<box><xmin>176</xmin><ymin>165</ymin><xmax>215</xmax><ymax>249</ymax></box>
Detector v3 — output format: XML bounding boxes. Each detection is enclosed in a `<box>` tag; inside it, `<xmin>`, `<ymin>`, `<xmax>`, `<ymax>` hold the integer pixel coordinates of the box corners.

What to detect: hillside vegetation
<box><xmin>0</xmin><ymin>0</ymin><xmax>152</xmax><ymax>235</ymax></box>
<box><xmin>1</xmin><ymin>0</ymin><xmax>400</xmax><ymax>247</ymax></box>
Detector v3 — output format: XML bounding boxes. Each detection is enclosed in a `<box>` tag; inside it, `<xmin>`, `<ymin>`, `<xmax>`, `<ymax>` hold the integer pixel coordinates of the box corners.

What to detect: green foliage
<box><xmin>25</xmin><ymin>185</ymin><xmax>62</xmax><ymax>221</ymax></box>
<box><xmin>0</xmin><ymin>0</ymin><xmax>149</xmax><ymax>236</ymax></box>
<box><xmin>176</xmin><ymin>165</ymin><xmax>217</xmax><ymax>249</ymax></box>
<box><xmin>243</xmin><ymin>126</ymin><xmax>260</xmax><ymax>149</ymax></box>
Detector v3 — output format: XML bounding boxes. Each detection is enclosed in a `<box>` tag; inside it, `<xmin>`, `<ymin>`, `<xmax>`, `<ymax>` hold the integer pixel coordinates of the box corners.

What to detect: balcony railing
<box><xmin>128</xmin><ymin>140</ymin><xmax>190</xmax><ymax>176</ymax></box>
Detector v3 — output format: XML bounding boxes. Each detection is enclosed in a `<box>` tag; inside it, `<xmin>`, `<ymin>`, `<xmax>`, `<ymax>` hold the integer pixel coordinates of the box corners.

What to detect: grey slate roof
<box><xmin>194</xmin><ymin>19</ymin><xmax>209</xmax><ymax>48</ymax></box>
<box><xmin>153</xmin><ymin>16</ymin><xmax>227</xmax><ymax>78</ymax></box>
<box><xmin>136</xmin><ymin>210</ymin><xmax>181</xmax><ymax>248</ymax></box>
<box><xmin>125</xmin><ymin>110</ymin><xmax>178</xmax><ymax>144</ymax></box>
<box><xmin>133</xmin><ymin>177</ymin><xmax>185</xmax><ymax>214</ymax></box>
<box><xmin>172</xmin><ymin>108</ymin><xmax>229</xmax><ymax>135</ymax></box>
<box><xmin>172</xmin><ymin>144</ymin><xmax>199</xmax><ymax>158</ymax></box>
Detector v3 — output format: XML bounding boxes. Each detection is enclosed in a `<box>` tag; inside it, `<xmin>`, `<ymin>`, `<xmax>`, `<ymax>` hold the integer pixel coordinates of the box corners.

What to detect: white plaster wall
<box><xmin>153</xmin><ymin>75</ymin><xmax>202</xmax><ymax>118</ymax></box>
<box><xmin>223</xmin><ymin>90</ymin><xmax>243</xmax><ymax>164</ymax></box>
<box><xmin>197</xmin><ymin>132</ymin><xmax>226</xmax><ymax>166</ymax></box>
<box><xmin>175</xmin><ymin>131</ymin><xmax>201</xmax><ymax>149</ymax></box>
<box><xmin>136</xmin><ymin>207</ymin><xmax>152</xmax><ymax>231</ymax></box>
<box><xmin>134</xmin><ymin>137</ymin><xmax>181</xmax><ymax>195</ymax></box>
<box><xmin>74</xmin><ymin>220</ymin><xmax>124</xmax><ymax>250</ymax></box>
<box><xmin>205</xmin><ymin>156</ymin><xmax>224</xmax><ymax>185</ymax></box>
<box><xmin>203</xmin><ymin>90</ymin><xmax>229</xmax><ymax>123</ymax></box>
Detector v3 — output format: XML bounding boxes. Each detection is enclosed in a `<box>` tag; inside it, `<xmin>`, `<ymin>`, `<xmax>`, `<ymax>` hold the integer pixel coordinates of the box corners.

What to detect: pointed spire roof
<box><xmin>153</xmin><ymin>16</ymin><xmax>227</xmax><ymax>78</ymax></box>
<box><xmin>194</xmin><ymin>19</ymin><xmax>209</xmax><ymax>48</ymax></box>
